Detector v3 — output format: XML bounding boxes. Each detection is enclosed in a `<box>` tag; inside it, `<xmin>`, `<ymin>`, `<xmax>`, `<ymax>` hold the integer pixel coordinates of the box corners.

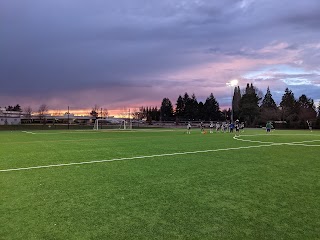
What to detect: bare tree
<box><xmin>102</xmin><ymin>108</ymin><xmax>109</xmax><ymax>118</ymax></box>
<box><xmin>38</xmin><ymin>104</ymin><xmax>49</xmax><ymax>124</ymax></box>
<box><xmin>118</xmin><ymin>107</ymin><xmax>129</xmax><ymax>119</ymax></box>
<box><xmin>24</xmin><ymin>106</ymin><xmax>33</xmax><ymax>119</ymax></box>
<box><xmin>131</xmin><ymin>108</ymin><xmax>141</xmax><ymax>120</ymax></box>
<box><xmin>89</xmin><ymin>104</ymin><xmax>99</xmax><ymax>119</ymax></box>
<box><xmin>52</xmin><ymin>110</ymin><xmax>62</xmax><ymax>116</ymax></box>
<box><xmin>24</xmin><ymin>106</ymin><xmax>32</xmax><ymax>122</ymax></box>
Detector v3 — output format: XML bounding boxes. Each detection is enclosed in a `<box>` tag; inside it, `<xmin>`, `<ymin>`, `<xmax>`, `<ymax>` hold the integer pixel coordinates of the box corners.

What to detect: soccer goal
<box><xmin>119</xmin><ymin>120</ymin><xmax>132</xmax><ymax>130</ymax></box>
<box><xmin>93</xmin><ymin>119</ymin><xmax>109</xmax><ymax>130</ymax></box>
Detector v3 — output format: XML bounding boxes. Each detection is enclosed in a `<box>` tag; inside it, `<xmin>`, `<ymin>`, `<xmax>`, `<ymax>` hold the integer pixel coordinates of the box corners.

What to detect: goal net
<box><xmin>93</xmin><ymin>119</ymin><xmax>109</xmax><ymax>130</ymax></box>
<box><xmin>119</xmin><ymin>120</ymin><xmax>132</xmax><ymax>130</ymax></box>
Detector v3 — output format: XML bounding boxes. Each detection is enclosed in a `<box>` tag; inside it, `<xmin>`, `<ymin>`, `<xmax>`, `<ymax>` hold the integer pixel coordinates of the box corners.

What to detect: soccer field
<box><xmin>1</xmin><ymin>129</ymin><xmax>320</xmax><ymax>239</ymax></box>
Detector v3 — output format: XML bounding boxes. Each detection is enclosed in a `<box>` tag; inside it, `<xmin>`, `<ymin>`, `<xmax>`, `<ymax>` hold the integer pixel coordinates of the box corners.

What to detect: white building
<box><xmin>0</xmin><ymin>107</ymin><xmax>22</xmax><ymax>125</ymax></box>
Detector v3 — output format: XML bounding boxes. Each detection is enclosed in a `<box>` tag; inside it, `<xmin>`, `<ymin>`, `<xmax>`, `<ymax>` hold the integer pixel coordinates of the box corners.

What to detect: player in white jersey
<box><xmin>216</xmin><ymin>122</ymin><xmax>221</xmax><ymax>132</ymax></box>
<box><xmin>235</xmin><ymin>120</ymin><xmax>240</xmax><ymax>136</ymax></box>
<box><xmin>209</xmin><ymin>121</ymin><xmax>214</xmax><ymax>133</ymax></box>
<box><xmin>307</xmin><ymin>120</ymin><xmax>312</xmax><ymax>132</ymax></box>
<box><xmin>221</xmin><ymin>122</ymin><xmax>227</xmax><ymax>133</ymax></box>
<box><xmin>187</xmin><ymin>122</ymin><xmax>191</xmax><ymax>134</ymax></box>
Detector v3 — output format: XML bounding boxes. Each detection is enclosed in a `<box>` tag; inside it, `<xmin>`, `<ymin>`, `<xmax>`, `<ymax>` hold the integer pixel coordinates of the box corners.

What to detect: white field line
<box><xmin>0</xmin><ymin>144</ymin><xmax>276</xmax><ymax>172</ymax></box>
<box><xmin>21</xmin><ymin>129</ymin><xmax>177</xmax><ymax>135</ymax></box>
<box><xmin>238</xmin><ymin>133</ymin><xmax>320</xmax><ymax>137</ymax></box>
<box><xmin>21</xmin><ymin>131</ymin><xmax>36</xmax><ymax>134</ymax></box>
<box><xmin>22</xmin><ymin>131</ymin><xmax>100</xmax><ymax>135</ymax></box>
<box><xmin>233</xmin><ymin>135</ymin><xmax>320</xmax><ymax>146</ymax></box>
<box><xmin>232</xmin><ymin>136</ymin><xmax>273</xmax><ymax>144</ymax></box>
<box><xmin>2</xmin><ymin>134</ymin><xmax>319</xmax><ymax>173</ymax></box>
<box><xmin>284</xmin><ymin>143</ymin><xmax>320</xmax><ymax>147</ymax></box>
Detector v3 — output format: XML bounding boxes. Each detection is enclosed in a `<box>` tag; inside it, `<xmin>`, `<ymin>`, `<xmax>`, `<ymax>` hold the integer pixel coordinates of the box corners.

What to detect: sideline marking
<box><xmin>0</xmin><ymin>144</ymin><xmax>276</xmax><ymax>172</ymax></box>
<box><xmin>21</xmin><ymin>131</ymin><xmax>36</xmax><ymax>135</ymax></box>
<box><xmin>20</xmin><ymin>129</ymin><xmax>177</xmax><ymax>135</ymax></box>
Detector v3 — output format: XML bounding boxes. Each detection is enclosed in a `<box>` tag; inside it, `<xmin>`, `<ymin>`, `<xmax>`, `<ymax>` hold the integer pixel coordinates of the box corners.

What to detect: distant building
<box><xmin>0</xmin><ymin>107</ymin><xmax>22</xmax><ymax>125</ymax></box>
<box><xmin>22</xmin><ymin>113</ymin><xmax>94</xmax><ymax>125</ymax></box>
<box><xmin>0</xmin><ymin>108</ymin><xmax>123</xmax><ymax>126</ymax></box>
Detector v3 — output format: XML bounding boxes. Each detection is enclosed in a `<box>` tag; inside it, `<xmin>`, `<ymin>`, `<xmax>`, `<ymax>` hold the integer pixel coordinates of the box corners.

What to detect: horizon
<box><xmin>1</xmin><ymin>83</ymin><xmax>319</xmax><ymax>118</ymax></box>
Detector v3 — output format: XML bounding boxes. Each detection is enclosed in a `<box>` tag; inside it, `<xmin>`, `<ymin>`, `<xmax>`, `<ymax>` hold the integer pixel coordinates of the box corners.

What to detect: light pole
<box><xmin>226</xmin><ymin>79</ymin><xmax>238</xmax><ymax>122</ymax></box>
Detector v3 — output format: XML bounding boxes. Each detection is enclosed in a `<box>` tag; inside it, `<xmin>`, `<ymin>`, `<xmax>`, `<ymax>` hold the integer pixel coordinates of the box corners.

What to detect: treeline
<box><xmin>234</xmin><ymin>84</ymin><xmax>319</xmax><ymax>128</ymax></box>
<box><xmin>1</xmin><ymin>104</ymin><xmax>48</xmax><ymax>122</ymax></box>
<box><xmin>3</xmin><ymin>104</ymin><xmax>22</xmax><ymax>111</ymax></box>
<box><xmin>2</xmin><ymin>83</ymin><xmax>320</xmax><ymax>129</ymax></box>
<box><xmin>135</xmin><ymin>83</ymin><xmax>320</xmax><ymax>128</ymax></box>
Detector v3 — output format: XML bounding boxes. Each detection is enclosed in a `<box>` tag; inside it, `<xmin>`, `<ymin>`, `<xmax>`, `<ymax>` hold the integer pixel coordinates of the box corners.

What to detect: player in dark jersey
<box><xmin>200</xmin><ymin>122</ymin><xmax>204</xmax><ymax>133</ymax></box>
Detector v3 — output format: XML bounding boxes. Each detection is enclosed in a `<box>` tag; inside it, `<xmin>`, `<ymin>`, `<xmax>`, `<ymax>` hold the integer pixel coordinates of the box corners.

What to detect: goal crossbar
<box><xmin>93</xmin><ymin>119</ymin><xmax>109</xmax><ymax>130</ymax></box>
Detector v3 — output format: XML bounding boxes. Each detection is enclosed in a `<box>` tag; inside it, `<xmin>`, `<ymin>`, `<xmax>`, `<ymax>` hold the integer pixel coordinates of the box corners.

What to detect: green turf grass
<box><xmin>1</xmin><ymin>129</ymin><xmax>320</xmax><ymax>239</ymax></box>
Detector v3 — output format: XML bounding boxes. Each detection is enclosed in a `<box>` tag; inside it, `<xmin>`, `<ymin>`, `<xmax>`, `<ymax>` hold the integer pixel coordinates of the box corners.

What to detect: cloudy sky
<box><xmin>1</xmin><ymin>0</ymin><xmax>320</xmax><ymax>115</ymax></box>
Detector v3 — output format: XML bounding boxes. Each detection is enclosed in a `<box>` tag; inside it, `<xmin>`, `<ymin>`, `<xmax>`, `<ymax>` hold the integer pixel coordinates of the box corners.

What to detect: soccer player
<box><xmin>307</xmin><ymin>120</ymin><xmax>312</xmax><ymax>132</ymax></box>
<box><xmin>187</xmin><ymin>122</ymin><xmax>191</xmax><ymax>134</ymax></box>
<box><xmin>229</xmin><ymin>122</ymin><xmax>234</xmax><ymax>133</ymax></box>
<box><xmin>235</xmin><ymin>120</ymin><xmax>240</xmax><ymax>136</ymax></box>
<box><xmin>216</xmin><ymin>122</ymin><xmax>221</xmax><ymax>132</ymax></box>
<box><xmin>222</xmin><ymin>122</ymin><xmax>227</xmax><ymax>133</ymax></box>
<box><xmin>266</xmin><ymin>121</ymin><xmax>272</xmax><ymax>133</ymax></box>
<box><xmin>209</xmin><ymin>121</ymin><xmax>214</xmax><ymax>133</ymax></box>
<box><xmin>240</xmin><ymin>122</ymin><xmax>245</xmax><ymax>133</ymax></box>
<box><xmin>200</xmin><ymin>122</ymin><xmax>204</xmax><ymax>133</ymax></box>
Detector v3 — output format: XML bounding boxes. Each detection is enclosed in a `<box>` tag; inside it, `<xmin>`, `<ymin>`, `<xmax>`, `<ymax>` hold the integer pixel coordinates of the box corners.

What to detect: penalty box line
<box><xmin>0</xmin><ymin>144</ymin><xmax>277</xmax><ymax>173</ymax></box>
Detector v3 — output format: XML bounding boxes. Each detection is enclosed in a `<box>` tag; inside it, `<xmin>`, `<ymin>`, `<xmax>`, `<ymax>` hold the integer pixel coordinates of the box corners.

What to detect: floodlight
<box><xmin>230</xmin><ymin>79</ymin><xmax>238</xmax><ymax>86</ymax></box>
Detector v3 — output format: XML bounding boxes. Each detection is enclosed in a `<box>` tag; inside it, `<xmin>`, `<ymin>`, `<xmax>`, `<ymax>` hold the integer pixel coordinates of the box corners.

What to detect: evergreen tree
<box><xmin>183</xmin><ymin>93</ymin><xmax>193</xmax><ymax>120</ymax></box>
<box><xmin>280</xmin><ymin>88</ymin><xmax>297</xmax><ymax>120</ymax></box>
<box><xmin>190</xmin><ymin>94</ymin><xmax>199</xmax><ymax>120</ymax></box>
<box><xmin>175</xmin><ymin>95</ymin><xmax>184</xmax><ymax>120</ymax></box>
<box><xmin>204</xmin><ymin>93</ymin><xmax>220</xmax><ymax>121</ymax></box>
<box><xmin>182</xmin><ymin>92</ymin><xmax>190</xmax><ymax>106</ymax></box>
<box><xmin>260</xmin><ymin>87</ymin><xmax>279</xmax><ymax>123</ymax></box>
<box><xmin>261</xmin><ymin>87</ymin><xmax>277</xmax><ymax>109</ymax></box>
<box><xmin>150</xmin><ymin>107</ymin><xmax>159</xmax><ymax>121</ymax></box>
<box><xmin>245</xmin><ymin>83</ymin><xmax>255</xmax><ymax>95</ymax></box>
<box><xmin>160</xmin><ymin>98</ymin><xmax>174</xmax><ymax>121</ymax></box>
<box><xmin>297</xmin><ymin>94</ymin><xmax>316</xmax><ymax>121</ymax></box>
<box><xmin>232</xmin><ymin>86</ymin><xmax>241</xmax><ymax>120</ymax></box>
<box><xmin>5</xmin><ymin>105</ymin><xmax>14</xmax><ymax>111</ymax></box>
<box><xmin>198</xmin><ymin>101</ymin><xmax>205</xmax><ymax>120</ymax></box>
<box><xmin>221</xmin><ymin>109</ymin><xmax>231</xmax><ymax>121</ymax></box>
<box><xmin>239</xmin><ymin>83</ymin><xmax>261</xmax><ymax>126</ymax></box>
<box><xmin>297</xmin><ymin>94</ymin><xmax>315</xmax><ymax>109</ymax></box>
<box><xmin>139</xmin><ymin>106</ymin><xmax>146</xmax><ymax>120</ymax></box>
<box><xmin>13</xmin><ymin>104</ymin><xmax>22</xmax><ymax>111</ymax></box>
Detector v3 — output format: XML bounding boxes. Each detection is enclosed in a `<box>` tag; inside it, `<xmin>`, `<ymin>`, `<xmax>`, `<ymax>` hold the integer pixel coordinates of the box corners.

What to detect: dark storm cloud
<box><xmin>283</xmin><ymin>5</ymin><xmax>320</xmax><ymax>30</ymax></box>
<box><xmin>1</xmin><ymin>0</ymin><xmax>320</xmax><ymax>109</ymax></box>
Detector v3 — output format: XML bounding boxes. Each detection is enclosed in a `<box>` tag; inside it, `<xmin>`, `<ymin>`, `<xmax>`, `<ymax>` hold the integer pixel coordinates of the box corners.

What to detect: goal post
<box><xmin>93</xmin><ymin>119</ymin><xmax>109</xmax><ymax>130</ymax></box>
<box><xmin>119</xmin><ymin>120</ymin><xmax>132</xmax><ymax>130</ymax></box>
<box><xmin>93</xmin><ymin>119</ymin><xmax>132</xmax><ymax>130</ymax></box>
